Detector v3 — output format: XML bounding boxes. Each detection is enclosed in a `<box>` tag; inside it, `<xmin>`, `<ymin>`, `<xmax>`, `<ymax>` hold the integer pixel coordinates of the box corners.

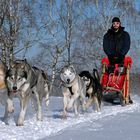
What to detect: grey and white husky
<box><xmin>60</xmin><ymin>65</ymin><xmax>86</xmax><ymax>118</ymax></box>
<box><xmin>6</xmin><ymin>59</ymin><xmax>49</xmax><ymax>126</ymax></box>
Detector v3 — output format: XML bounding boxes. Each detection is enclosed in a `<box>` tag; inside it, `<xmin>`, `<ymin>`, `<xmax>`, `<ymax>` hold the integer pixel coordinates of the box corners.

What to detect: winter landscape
<box><xmin>0</xmin><ymin>1</ymin><xmax>140</xmax><ymax>140</ymax></box>
<box><xmin>0</xmin><ymin>94</ymin><xmax>139</xmax><ymax>140</ymax></box>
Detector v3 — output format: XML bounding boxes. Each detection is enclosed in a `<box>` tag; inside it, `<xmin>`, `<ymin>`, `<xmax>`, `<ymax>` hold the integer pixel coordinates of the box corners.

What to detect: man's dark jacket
<box><xmin>103</xmin><ymin>27</ymin><xmax>130</xmax><ymax>58</ymax></box>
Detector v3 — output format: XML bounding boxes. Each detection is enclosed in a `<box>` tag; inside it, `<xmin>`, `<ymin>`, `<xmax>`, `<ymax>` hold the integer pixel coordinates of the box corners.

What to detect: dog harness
<box><xmin>68</xmin><ymin>86</ymin><xmax>74</xmax><ymax>95</ymax></box>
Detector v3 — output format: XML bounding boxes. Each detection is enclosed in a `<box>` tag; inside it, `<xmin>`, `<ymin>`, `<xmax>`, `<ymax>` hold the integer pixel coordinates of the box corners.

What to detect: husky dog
<box><xmin>79</xmin><ymin>69</ymin><xmax>102</xmax><ymax>112</ymax></box>
<box><xmin>6</xmin><ymin>59</ymin><xmax>49</xmax><ymax>126</ymax></box>
<box><xmin>60</xmin><ymin>65</ymin><xmax>86</xmax><ymax>118</ymax></box>
<box><xmin>0</xmin><ymin>61</ymin><xmax>14</xmax><ymax>121</ymax></box>
<box><xmin>0</xmin><ymin>61</ymin><xmax>8</xmax><ymax>105</ymax></box>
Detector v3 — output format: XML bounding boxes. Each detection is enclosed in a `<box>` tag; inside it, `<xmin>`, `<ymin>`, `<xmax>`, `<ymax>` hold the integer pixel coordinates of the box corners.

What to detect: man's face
<box><xmin>112</xmin><ymin>22</ymin><xmax>121</xmax><ymax>30</ymax></box>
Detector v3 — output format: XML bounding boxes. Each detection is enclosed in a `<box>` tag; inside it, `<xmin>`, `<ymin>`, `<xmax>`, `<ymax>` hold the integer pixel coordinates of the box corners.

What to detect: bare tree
<box><xmin>66</xmin><ymin>0</ymin><xmax>73</xmax><ymax>64</ymax></box>
<box><xmin>0</xmin><ymin>0</ymin><xmax>20</xmax><ymax>65</ymax></box>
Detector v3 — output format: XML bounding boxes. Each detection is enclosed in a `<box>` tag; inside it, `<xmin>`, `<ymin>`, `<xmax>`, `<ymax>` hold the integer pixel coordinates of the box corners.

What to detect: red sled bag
<box><xmin>107</xmin><ymin>74</ymin><xmax>125</xmax><ymax>90</ymax></box>
<box><xmin>101</xmin><ymin>56</ymin><xmax>132</xmax><ymax>90</ymax></box>
<box><xmin>101</xmin><ymin>64</ymin><xmax>126</xmax><ymax>90</ymax></box>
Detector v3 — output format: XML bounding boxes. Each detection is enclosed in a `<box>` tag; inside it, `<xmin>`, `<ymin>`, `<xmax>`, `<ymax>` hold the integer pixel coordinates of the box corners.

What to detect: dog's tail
<box><xmin>41</xmin><ymin>70</ymin><xmax>50</xmax><ymax>108</ymax></box>
<box><xmin>93</xmin><ymin>68</ymin><xmax>102</xmax><ymax>92</ymax></box>
<box><xmin>93</xmin><ymin>68</ymin><xmax>100</xmax><ymax>81</ymax></box>
<box><xmin>93</xmin><ymin>69</ymin><xmax>102</xmax><ymax>107</ymax></box>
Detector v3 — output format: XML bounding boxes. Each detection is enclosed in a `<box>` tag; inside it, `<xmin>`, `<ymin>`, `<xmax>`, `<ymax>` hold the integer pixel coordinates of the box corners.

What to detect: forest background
<box><xmin>0</xmin><ymin>0</ymin><xmax>140</xmax><ymax>96</ymax></box>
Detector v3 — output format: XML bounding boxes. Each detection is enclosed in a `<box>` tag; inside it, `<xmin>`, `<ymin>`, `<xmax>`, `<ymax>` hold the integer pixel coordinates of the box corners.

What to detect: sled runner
<box><xmin>100</xmin><ymin>56</ymin><xmax>132</xmax><ymax>106</ymax></box>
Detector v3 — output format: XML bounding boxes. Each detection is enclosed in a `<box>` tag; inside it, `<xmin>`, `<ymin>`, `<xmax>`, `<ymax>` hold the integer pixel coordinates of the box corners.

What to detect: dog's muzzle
<box><xmin>10</xmin><ymin>86</ymin><xmax>18</xmax><ymax>94</ymax></box>
<box><xmin>13</xmin><ymin>86</ymin><xmax>17</xmax><ymax>92</ymax></box>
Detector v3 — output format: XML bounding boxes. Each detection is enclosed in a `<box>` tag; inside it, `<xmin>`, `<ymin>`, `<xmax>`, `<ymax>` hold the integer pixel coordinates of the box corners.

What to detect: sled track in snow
<box><xmin>0</xmin><ymin>95</ymin><xmax>139</xmax><ymax>140</ymax></box>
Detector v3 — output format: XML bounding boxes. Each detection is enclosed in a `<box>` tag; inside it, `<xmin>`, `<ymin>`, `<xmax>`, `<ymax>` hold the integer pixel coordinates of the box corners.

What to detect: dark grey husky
<box><xmin>79</xmin><ymin>69</ymin><xmax>102</xmax><ymax>112</ymax></box>
<box><xmin>6</xmin><ymin>59</ymin><xmax>49</xmax><ymax>126</ymax></box>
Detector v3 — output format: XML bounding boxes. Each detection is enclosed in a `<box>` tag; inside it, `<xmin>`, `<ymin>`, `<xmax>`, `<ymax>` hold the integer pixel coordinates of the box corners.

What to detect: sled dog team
<box><xmin>61</xmin><ymin>65</ymin><xmax>102</xmax><ymax>118</ymax></box>
<box><xmin>0</xmin><ymin>59</ymin><xmax>129</xmax><ymax>126</ymax></box>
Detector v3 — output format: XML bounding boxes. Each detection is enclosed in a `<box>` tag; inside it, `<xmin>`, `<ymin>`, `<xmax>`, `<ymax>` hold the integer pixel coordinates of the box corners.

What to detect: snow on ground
<box><xmin>0</xmin><ymin>94</ymin><xmax>140</xmax><ymax>140</ymax></box>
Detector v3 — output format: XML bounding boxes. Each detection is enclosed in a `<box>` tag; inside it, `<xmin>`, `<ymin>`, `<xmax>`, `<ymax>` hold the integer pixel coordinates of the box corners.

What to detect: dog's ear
<box><xmin>69</xmin><ymin>65</ymin><xmax>76</xmax><ymax>73</ymax></box>
<box><xmin>9</xmin><ymin>61</ymin><xmax>15</xmax><ymax>69</ymax></box>
<box><xmin>23</xmin><ymin>58</ymin><xmax>27</xmax><ymax>63</ymax></box>
<box><xmin>21</xmin><ymin>59</ymin><xmax>28</xmax><ymax>69</ymax></box>
<box><xmin>93</xmin><ymin>69</ymin><xmax>100</xmax><ymax>81</ymax></box>
<box><xmin>60</xmin><ymin>68</ymin><xmax>64</xmax><ymax>81</ymax></box>
<box><xmin>21</xmin><ymin>64</ymin><xmax>25</xmax><ymax>69</ymax></box>
<box><xmin>60</xmin><ymin>67</ymin><xmax>64</xmax><ymax>77</ymax></box>
<box><xmin>60</xmin><ymin>67</ymin><xmax>64</xmax><ymax>73</ymax></box>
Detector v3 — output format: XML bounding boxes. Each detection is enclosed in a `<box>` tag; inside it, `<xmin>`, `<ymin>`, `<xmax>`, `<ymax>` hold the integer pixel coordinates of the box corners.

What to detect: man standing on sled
<box><xmin>102</xmin><ymin>17</ymin><xmax>133</xmax><ymax>104</ymax></box>
<box><xmin>103</xmin><ymin>17</ymin><xmax>130</xmax><ymax>65</ymax></box>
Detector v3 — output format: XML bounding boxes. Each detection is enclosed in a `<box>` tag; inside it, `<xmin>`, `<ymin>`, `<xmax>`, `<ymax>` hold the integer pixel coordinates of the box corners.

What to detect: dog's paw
<box><xmin>8</xmin><ymin>108</ymin><xmax>14</xmax><ymax>113</ymax></box>
<box><xmin>37</xmin><ymin>114</ymin><xmax>43</xmax><ymax>121</ymax></box>
<box><xmin>82</xmin><ymin>103</ymin><xmax>87</xmax><ymax>111</ymax></box>
<box><xmin>62</xmin><ymin>115</ymin><xmax>67</xmax><ymax>120</ymax></box>
<box><xmin>82</xmin><ymin>102</ymin><xmax>89</xmax><ymax>111</ymax></box>
<box><xmin>2</xmin><ymin>117</ymin><xmax>9</xmax><ymax>125</ymax></box>
<box><xmin>17</xmin><ymin>117</ymin><xmax>25</xmax><ymax>126</ymax></box>
<box><xmin>94</xmin><ymin>110</ymin><xmax>98</xmax><ymax>113</ymax></box>
<box><xmin>16</xmin><ymin>120</ymin><xmax>24</xmax><ymax>126</ymax></box>
<box><xmin>94</xmin><ymin>108</ymin><xmax>101</xmax><ymax>113</ymax></box>
<box><xmin>74</xmin><ymin>113</ymin><xmax>79</xmax><ymax>118</ymax></box>
<box><xmin>16</xmin><ymin>123</ymin><xmax>24</xmax><ymax>126</ymax></box>
<box><xmin>82</xmin><ymin>106</ymin><xmax>86</xmax><ymax>111</ymax></box>
<box><xmin>62</xmin><ymin>112</ymin><xmax>67</xmax><ymax>119</ymax></box>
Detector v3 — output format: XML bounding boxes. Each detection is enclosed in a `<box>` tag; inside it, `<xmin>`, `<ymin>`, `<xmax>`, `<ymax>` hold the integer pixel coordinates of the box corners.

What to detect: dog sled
<box><xmin>100</xmin><ymin>56</ymin><xmax>133</xmax><ymax>106</ymax></box>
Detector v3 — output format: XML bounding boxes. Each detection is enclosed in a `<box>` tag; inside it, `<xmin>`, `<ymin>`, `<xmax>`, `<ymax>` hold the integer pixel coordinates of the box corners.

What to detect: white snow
<box><xmin>0</xmin><ymin>95</ymin><xmax>140</xmax><ymax>140</ymax></box>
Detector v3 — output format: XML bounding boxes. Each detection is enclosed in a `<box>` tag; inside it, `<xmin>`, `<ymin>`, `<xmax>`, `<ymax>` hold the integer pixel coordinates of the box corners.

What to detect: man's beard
<box><xmin>111</xmin><ymin>26</ymin><xmax>120</xmax><ymax>32</ymax></box>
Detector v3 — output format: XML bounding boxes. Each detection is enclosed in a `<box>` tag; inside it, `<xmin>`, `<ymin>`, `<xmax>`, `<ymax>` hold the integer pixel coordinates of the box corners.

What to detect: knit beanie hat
<box><xmin>112</xmin><ymin>17</ymin><xmax>120</xmax><ymax>23</ymax></box>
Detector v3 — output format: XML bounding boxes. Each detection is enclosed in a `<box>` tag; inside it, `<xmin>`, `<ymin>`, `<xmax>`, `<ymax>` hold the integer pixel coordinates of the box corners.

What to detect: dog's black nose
<box><xmin>67</xmin><ymin>79</ymin><xmax>70</xmax><ymax>83</ymax></box>
<box><xmin>13</xmin><ymin>86</ymin><xmax>17</xmax><ymax>90</ymax></box>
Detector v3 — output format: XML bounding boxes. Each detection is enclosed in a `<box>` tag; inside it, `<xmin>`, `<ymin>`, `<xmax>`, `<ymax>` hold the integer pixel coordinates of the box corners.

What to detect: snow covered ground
<box><xmin>0</xmin><ymin>94</ymin><xmax>140</xmax><ymax>140</ymax></box>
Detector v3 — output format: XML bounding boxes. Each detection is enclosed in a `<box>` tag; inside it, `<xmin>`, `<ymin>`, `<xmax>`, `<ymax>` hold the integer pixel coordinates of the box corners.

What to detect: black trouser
<box><xmin>107</xmin><ymin>55</ymin><xmax>125</xmax><ymax>73</ymax></box>
<box><xmin>108</xmin><ymin>55</ymin><xmax>124</xmax><ymax>65</ymax></box>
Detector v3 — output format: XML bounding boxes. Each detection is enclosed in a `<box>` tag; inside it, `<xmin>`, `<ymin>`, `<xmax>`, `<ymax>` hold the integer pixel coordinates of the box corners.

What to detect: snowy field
<box><xmin>0</xmin><ymin>94</ymin><xmax>140</xmax><ymax>140</ymax></box>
